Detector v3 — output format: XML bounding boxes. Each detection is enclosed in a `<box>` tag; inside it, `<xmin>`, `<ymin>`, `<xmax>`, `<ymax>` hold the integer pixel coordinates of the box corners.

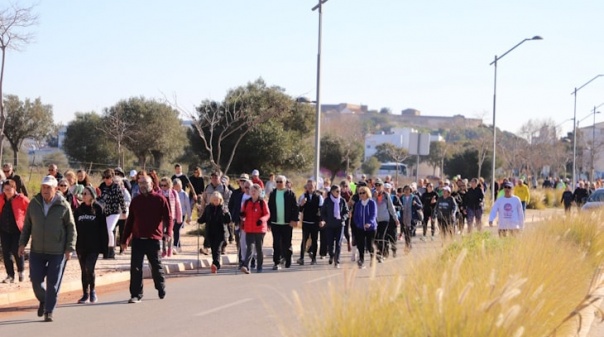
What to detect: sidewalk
<box><xmin>0</xmin><ymin>208</ymin><xmax>561</xmax><ymax>307</ymax></box>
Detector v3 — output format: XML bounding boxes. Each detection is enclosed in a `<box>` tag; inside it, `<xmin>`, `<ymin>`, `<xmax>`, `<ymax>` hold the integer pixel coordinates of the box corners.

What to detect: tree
<box><xmin>62</xmin><ymin>112</ymin><xmax>116</xmax><ymax>170</ymax></box>
<box><xmin>3</xmin><ymin>95</ymin><xmax>53</xmax><ymax>165</ymax></box>
<box><xmin>0</xmin><ymin>3</ymin><xmax>38</xmax><ymax>161</ymax></box>
<box><xmin>110</xmin><ymin>97</ymin><xmax>186</xmax><ymax>169</ymax></box>
<box><xmin>320</xmin><ymin>134</ymin><xmax>363</xmax><ymax>180</ymax></box>
<box><xmin>444</xmin><ymin>148</ymin><xmax>492</xmax><ymax>179</ymax></box>
<box><xmin>99</xmin><ymin>104</ymin><xmax>135</xmax><ymax>168</ymax></box>
<box><xmin>182</xmin><ymin>78</ymin><xmax>311</xmax><ymax>174</ymax></box>
<box><xmin>374</xmin><ymin>143</ymin><xmax>410</xmax><ymax>165</ymax></box>
<box><xmin>379</xmin><ymin>107</ymin><xmax>392</xmax><ymax>114</ymax></box>
<box><xmin>322</xmin><ymin>114</ymin><xmax>365</xmax><ymax>173</ymax></box>
<box><xmin>361</xmin><ymin>157</ymin><xmax>380</xmax><ymax>176</ymax></box>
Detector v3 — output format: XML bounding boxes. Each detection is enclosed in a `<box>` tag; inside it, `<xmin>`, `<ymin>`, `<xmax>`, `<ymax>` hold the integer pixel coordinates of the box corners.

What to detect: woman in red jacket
<box><xmin>239</xmin><ymin>184</ymin><xmax>269</xmax><ymax>274</ymax></box>
<box><xmin>0</xmin><ymin>179</ymin><xmax>30</xmax><ymax>283</ymax></box>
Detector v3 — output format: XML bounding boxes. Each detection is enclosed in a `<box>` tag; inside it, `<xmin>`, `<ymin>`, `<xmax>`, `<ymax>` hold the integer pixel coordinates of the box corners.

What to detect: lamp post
<box><xmin>571</xmin><ymin>75</ymin><xmax>604</xmax><ymax>189</ymax></box>
<box><xmin>311</xmin><ymin>0</ymin><xmax>329</xmax><ymax>183</ymax></box>
<box><xmin>489</xmin><ymin>36</ymin><xmax>542</xmax><ymax>201</ymax></box>
<box><xmin>591</xmin><ymin>103</ymin><xmax>603</xmax><ymax>181</ymax></box>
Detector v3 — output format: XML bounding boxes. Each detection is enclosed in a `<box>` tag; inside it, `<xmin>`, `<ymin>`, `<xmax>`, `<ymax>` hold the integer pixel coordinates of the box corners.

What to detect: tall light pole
<box><xmin>489</xmin><ymin>36</ymin><xmax>542</xmax><ymax>201</ymax></box>
<box><xmin>591</xmin><ymin>103</ymin><xmax>603</xmax><ymax>181</ymax></box>
<box><xmin>311</xmin><ymin>0</ymin><xmax>329</xmax><ymax>183</ymax></box>
<box><xmin>571</xmin><ymin>75</ymin><xmax>604</xmax><ymax>188</ymax></box>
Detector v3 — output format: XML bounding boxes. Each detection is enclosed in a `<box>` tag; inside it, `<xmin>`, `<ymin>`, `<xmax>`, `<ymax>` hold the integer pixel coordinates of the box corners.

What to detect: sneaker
<box><xmin>285</xmin><ymin>259</ymin><xmax>291</xmax><ymax>268</ymax></box>
<box><xmin>310</xmin><ymin>259</ymin><xmax>317</xmax><ymax>265</ymax></box>
<box><xmin>2</xmin><ymin>276</ymin><xmax>14</xmax><ymax>283</ymax></box>
<box><xmin>161</xmin><ymin>251</ymin><xmax>167</xmax><ymax>258</ymax></box>
<box><xmin>297</xmin><ymin>258</ymin><xmax>304</xmax><ymax>266</ymax></box>
<box><xmin>158</xmin><ymin>288</ymin><xmax>166</xmax><ymax>299</ymax></box>
<box><xmin>37</xmin><ymin>302</ymin><xmax>45</xmax><ymax>317</ymax></box>
<box><xmin>351</xmin><ymin>253</ymin><xmax>356</xmax><ymax>262</ymax></box>
<box><xmin>256</xmin><ymin>268</ymin><xmax>263</xmax><ymax>273</ymax></box>
<box><xmin>334</xmin><ymin>263</ymin><xmax>341</xmax><ymax>269</ymax></box>
<box><xmin>77</xmin><ymin>293</ymin><xmax>89</xmax><ymax>304</ymax></box>
<box><xmin>199</xmin><ymin>247</ymin><xmax>209</xmax><ymax>255</ymax></box>
<box><xmin>172</xmin><ymin>249</ymin><xmax>178</xmax><ymax>256</ymax></box>
<box><xmin>90</xmin><ymin>291</ymin><xmax>98</xmax><ymax>304</ymax></box>
<box><xmin>44</xmin><ymin>312</ymin><xmax>53</xmax><ymax>322</ymax></box>
<box><xmin>272</xmin><ymin>264</ymin><xmax>281</xmax><ymax>271</ymax></box>
<box><xmin>328</xmin><ymin>257</ymin><xmax>334</xmax><ymax>265</ymax></box>
<box><xmin>128</xmin><ymin>297</ymin><xmax>142</xmax><ymax>304</ymax></box>
<box><xmin>251</xmin><ymin>258</ymin><xmax>256</xmax><ymax>269</ymax></box>
<box><xmin>392</xmin><ymin>250</ymin><xmax>397</xmax><ymax>258</ymax></box>
<box><xmin>240</xmin><ymin>266</ymin><xmax>250</xmax><ymax>274</ymax></box>
<box><xmin>430</xmin><ymin>236</ymin><xmax>435</xmax><ymax>241</ymax></box>
<box><xmin>18</xmin><ymin>272</ymin><xmax>24</xmax><ymax>282</ymax></box>
<box><xmin>211</xmin><ymin>264</ymin><xmax>218</xmax><ymax>274</ymax></box>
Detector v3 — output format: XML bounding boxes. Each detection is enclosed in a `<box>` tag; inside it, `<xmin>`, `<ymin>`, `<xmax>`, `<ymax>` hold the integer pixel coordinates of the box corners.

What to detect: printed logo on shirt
<box><xmin>78</xmin><ymin>214</ymin><xmax>96</xmax><ymax>222</ymax></box>
<box><xmin>503</xmin><ymin>203</ymin><xmax>513</xmax><ymax>219</ymax></box>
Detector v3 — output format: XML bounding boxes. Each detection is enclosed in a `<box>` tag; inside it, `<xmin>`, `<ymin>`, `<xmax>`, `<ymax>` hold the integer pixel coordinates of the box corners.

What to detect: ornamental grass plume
<box><xmin>296</xmin><ymin>211</ymin><xmax>604</xmax><ymax>336</ymax></box>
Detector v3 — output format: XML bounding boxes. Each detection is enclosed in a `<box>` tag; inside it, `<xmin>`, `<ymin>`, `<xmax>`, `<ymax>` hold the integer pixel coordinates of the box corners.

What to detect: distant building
<box><xmin>321</xmin><ymin>103</ymin><xmax>368</xmax><ymax>114</ymax></box>
<box><xmin>364</xmin><ymin>127</ymin><xmax>443</xmax><ymax>160</ymax></box>
<box><xmin>579</xmin><ymin>122</ymin><xmax>604</xmax><ymax>179</ymax></box>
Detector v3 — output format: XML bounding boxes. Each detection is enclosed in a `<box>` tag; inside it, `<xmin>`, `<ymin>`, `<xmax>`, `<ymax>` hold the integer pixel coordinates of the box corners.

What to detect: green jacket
<box><xmin>19</xmin><ymin>193</ymin><xmax>76</xmax><ymax>255</ymax></box>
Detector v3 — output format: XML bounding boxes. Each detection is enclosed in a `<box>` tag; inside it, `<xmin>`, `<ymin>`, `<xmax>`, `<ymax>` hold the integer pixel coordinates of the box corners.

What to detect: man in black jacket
<box><xmin>2</xmin><ymin>163</ymin><xmax>28</xmax><ymax>197</ymax></box>
<box><xmin>268</xmin><ymin>175</ymin><xmax>299</xmax><ymax>270</ymax></box>
<box><xmin>297</xmin><ymin>179</ymin><xmax>323</xmax><ymax>266</ymax></box>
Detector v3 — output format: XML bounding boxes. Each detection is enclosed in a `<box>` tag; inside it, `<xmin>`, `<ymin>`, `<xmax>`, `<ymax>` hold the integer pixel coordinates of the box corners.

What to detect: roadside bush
<box><xmin>527</xmin><ymin>190</ymin><xmax>545</xmax><ymax>210</ymax></box>
<box><xmin>296</xmin><ymin>213</ymin><xmax>603</xmax><ymax>336</ymax></box>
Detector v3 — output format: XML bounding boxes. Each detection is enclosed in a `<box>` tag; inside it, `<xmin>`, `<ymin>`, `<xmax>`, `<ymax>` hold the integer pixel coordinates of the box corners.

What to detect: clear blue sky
<box><xmin>5</xmin><ymin>0</ymin><xmax>604</xmax><ymax>136</ymax></box>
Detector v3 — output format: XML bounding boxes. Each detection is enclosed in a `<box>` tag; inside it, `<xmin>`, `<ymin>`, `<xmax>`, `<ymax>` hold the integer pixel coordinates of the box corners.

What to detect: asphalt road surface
<box><xmin>0</xmin><ymin>244</ymin><xmax>437</xmax><ymax>337</ymax></box>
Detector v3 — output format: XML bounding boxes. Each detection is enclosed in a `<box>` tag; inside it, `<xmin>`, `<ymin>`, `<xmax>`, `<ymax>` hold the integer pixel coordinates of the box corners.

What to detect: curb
<box><xmin>0</xmin><ymin>253</ymin><xmax>240</xmax><ymax>307</ymax></box>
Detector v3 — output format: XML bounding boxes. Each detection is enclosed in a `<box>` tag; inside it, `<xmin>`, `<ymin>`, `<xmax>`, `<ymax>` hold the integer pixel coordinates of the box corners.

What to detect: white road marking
<box><xmin>306</xmin><ymin>273</ymin><xmax>340</xmax><ymax>284</ymax></box>
<box><xmin>194</xmin><ymin>298</ymin><xmax>253</xmax><ymax>317</ymax></box>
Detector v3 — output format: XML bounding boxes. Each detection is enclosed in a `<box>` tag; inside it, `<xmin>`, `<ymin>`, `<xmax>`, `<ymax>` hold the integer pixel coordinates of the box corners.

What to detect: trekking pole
<box><xmin>196</xmin><ymin>220</ymin><xmax>200</xmax><ymax>274</ymax></box>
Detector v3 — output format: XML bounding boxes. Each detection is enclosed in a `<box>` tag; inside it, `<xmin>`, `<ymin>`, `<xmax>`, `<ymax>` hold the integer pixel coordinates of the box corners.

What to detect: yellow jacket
<box><xmin>513</xmin><ymin>184</ymin><xmax>530</xmax><ymax>203</ymax></box>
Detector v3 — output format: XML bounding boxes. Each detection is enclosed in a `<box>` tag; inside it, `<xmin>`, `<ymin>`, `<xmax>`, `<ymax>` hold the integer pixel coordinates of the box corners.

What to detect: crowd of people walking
<box><xmin>2</xmin><ymin>162</ymin><xmax>600</xmax><ymax>322</ymax></box>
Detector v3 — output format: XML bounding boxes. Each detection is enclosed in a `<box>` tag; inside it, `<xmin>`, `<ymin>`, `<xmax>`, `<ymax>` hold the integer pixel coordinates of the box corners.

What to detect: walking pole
<box><xmin>197</xmin><ymin>219</ymin><xmax>200</xmax><ymax>274</ymax></box>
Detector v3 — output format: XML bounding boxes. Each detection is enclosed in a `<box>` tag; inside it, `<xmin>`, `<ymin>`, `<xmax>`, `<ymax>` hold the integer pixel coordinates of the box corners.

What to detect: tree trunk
<box><xmin>11</xmin><ymin>143</ymin><xmax>18</xmax><ymax>167</ymax></box>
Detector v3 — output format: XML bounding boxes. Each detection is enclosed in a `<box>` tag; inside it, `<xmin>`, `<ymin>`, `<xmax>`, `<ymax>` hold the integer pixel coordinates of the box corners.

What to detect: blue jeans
<box><xmin>521</xmin><ymin>201</ymin><xmax>527</xmax><ymax>218</ymax></box>
<box><xmin>29</xmin><ymin>252</ymin><xmax>67</xmax><ymax>314</ymax></box>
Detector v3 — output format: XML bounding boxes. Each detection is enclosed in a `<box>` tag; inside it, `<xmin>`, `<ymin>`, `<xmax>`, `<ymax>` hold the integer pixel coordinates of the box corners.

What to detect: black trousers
<box><xmin>210</xmin><ymin>237</ymin><xmax>224</xmax><ymax>269</ymax></box>
<box><xmin>271</xmin><ymin>225</ymin><xmax>293</xmax><ymax>265</ymax></box>
<box><xmin>300</xmin><ymin>222</ymin><xmax>319</xmax><ymax>260</ymax></box>
<box><xmin>325</xmin><ymin>226</ymin><xmax>344</xmax><ymax>264</ymax></box>
<box><xmin>0</xmin><ymin>231</ymin><xmax>24</xmax><ymax>277</ymax></box>
<box><xmin>77</xmin><ymin>250</ymin><xmax>99</xmax><ymax>292</ymax></box>
<box><xmin>129</xmin><ymin>238</ymin><xmax>165</xmax><ymax>299</ymax></box>
<box><xmin>318</xmin><ymin>227</ymin><xmax>327</xmax><ymax>257</ymax></box>
<box><xmin>422</xmin><ymin>209</ymin><xmax>436</xmax><ymax>236</ymax></box>
<box><xmin>386</xmin><ymin>219</ymin><xmax>398</xmax><ymax>253</ymax></box>
<box><xmin>354</xmin><ymin>229</ymin><xmax>375</xmax><ymax>265</ymax></box>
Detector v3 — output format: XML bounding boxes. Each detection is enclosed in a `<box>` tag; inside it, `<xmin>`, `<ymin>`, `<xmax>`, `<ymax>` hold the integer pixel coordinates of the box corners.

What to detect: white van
<box><xmin>377</xmin><ymin>162</ymin><xmax>407</xmax><ymax>177</ymax></box>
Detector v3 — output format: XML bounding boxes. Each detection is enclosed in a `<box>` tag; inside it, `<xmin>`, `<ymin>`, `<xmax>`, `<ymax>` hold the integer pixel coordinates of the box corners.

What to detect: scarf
<box><xmin>330</xmin><ymin>194</ymin><xmax>341</xmax><ymax>219</ymax></box>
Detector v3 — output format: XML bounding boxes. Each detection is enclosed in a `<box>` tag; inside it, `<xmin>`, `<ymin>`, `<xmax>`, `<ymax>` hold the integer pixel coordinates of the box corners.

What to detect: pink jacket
<box><xmin>163</xmin><ymin>189</ymin><xmax>182</xmax><ymax>223</ymax></box>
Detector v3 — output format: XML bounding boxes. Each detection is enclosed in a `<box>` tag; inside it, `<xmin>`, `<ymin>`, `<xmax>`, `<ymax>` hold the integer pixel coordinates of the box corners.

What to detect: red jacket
<box><xmin>0</xmin><ymin>193</ymin><xmax>30</xmax><ymax>231</ymax></box>
<box><xmin>241</xmin><ymin>198</ymin><xmax>270</xmax><ymax>234</ymax></box>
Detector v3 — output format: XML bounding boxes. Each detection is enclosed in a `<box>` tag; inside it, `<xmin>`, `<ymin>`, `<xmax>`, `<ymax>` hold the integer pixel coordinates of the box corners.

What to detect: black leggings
<box><xmin>77</xmin><ymin>250</ymin><xmax>99</xmax><ymax>292</ymax></box>
<box><xmin>354</xmin><ymin>229</ymin><xmax>375</xmax><ymax>265</ymax></box>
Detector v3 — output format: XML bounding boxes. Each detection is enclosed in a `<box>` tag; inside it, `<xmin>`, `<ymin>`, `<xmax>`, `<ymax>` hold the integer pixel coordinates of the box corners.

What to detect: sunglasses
<box><xmin>160</xmin><ymin>184</ymin><xmax>168</xmax><ymax>187</ymax></box>
<box><xmin>244</xmin><ymin>186</ymin><xmax>250</xmax><ymax>190</ymax></box>
<box><xmin>333</xmin><ymin>190</ymin><xmax>340</xmax><ymax>193</ymax></box>
<box><xmin>82</xmin><ymin>192</ymin><xmax>90</xmax><ymax>196</ymax></box>
<box><xmin>504</xmin><ymin>186</ymin><xmax>512</xmax><ymax>189</ymax></box>
<box><xmin>59</xmin><ymin>184</ymin><xmax>68</xmax><ymax>187</ymax></box>
<box><xmin>276</xmin><ymin>181</ymin><xmax>284</xmax><ymax>183</ymax></box>
<box><xmin>359</xmin><ymin>192</ymin><xmax>366</xmax><ymax>195</ymax></box>
<box><xmin>103</xmin><ymin>176</ymin><xmax>112</xmax><ymax>179</ymax></box>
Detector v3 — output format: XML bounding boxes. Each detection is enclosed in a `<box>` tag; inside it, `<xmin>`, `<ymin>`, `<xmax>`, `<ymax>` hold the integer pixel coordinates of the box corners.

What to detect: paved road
<box><xmin>0</xmin><ymin>245</ymin><xmax>438</xmax><ymax>336</ymax></box>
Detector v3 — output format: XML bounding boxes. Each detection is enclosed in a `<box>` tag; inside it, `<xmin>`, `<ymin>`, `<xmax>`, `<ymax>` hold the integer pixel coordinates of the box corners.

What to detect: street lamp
<box><xmin>571</xmin><ymin>75</ymin><xmax>604</xmax><ymax>188</ymax></box>
<box><xmin>489</xmin><ymin>35</ymin><xmax>542</xmax><ymax>201</ymax></box>
<box><xmin>591</xmin><ymin>103</ymin><xmax>603</xmax><ymax>181</ymax></box>
<box><xmin>311</xmin><ymin>0</ymin><xmax>329</xmax><ymax>184</ymax></box>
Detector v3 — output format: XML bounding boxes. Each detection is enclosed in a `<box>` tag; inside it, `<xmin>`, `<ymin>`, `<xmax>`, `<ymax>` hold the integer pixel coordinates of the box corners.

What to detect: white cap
<box><xmin>251</xmin><ymin>169</ymin><xmax>260</xmax><ymax>176</ymax></box>
<box><xmin>442</xmin><ymin>186</ymin><xmax>451</xmax><ymax>193</ymax></box>
<box><xmin>384</xmin><ymin>183</ymin><xmax>392</xmax><ymax>189</ymax></box>
<box><xmin>41</xmin><ymin>175</ymin><xmax>58</xmax><ymax>187</ymax></box>
<box><xmin>129</xmin><ymin>170</ymin><xmax>137</xmax><ymax>178</ymax></box>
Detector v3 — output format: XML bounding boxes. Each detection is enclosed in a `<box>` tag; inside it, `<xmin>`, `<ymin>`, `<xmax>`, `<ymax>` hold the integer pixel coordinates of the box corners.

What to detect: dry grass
<box><xmin>295</xmin><ymin>212</ymin><xmax>604</xmax><ymax>336</ymax></box>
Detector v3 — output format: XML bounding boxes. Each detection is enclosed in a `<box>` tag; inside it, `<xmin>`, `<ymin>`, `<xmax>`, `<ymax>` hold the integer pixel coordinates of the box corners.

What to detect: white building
<box><xmin>579</xmin><ymin>122</ymin><xmax>604</xmax><ymax>179</ymax></box>
<box><xmin>364</xmin><ymin>128</ymin><xmax>443</xmax><ymax>160</ymax></box>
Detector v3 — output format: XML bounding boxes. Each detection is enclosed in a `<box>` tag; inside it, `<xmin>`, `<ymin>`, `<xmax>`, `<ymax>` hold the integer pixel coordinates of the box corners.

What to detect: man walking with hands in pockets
<box><xmin>121</xmin><ymin>175</ymin><xmax>172</xmax><ymax>303</ymax></box>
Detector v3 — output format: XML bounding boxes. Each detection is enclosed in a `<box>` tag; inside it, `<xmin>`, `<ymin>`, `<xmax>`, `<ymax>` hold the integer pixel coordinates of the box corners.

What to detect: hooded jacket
<box><xmin>19</xmin><ymin>193</ymin><xmax>76</xmax><ymax>255</ymax></box>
